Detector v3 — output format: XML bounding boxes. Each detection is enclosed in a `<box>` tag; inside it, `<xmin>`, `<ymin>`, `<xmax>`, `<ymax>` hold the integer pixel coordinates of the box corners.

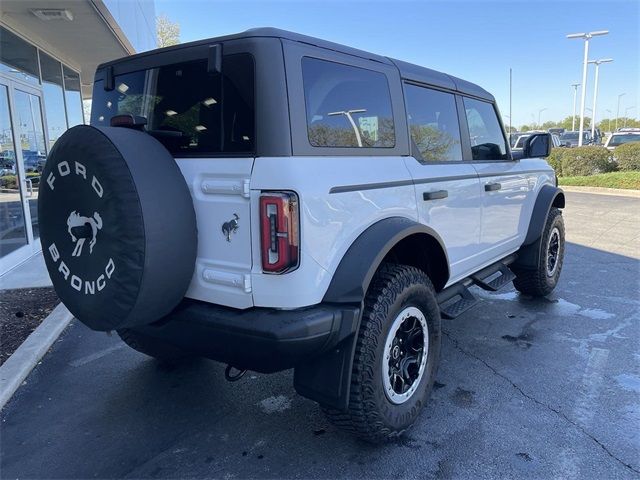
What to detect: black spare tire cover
<box><xmin>38</xmin><ymin>125</ymin><xmax>197</xmax><ymax>331</ymax></box>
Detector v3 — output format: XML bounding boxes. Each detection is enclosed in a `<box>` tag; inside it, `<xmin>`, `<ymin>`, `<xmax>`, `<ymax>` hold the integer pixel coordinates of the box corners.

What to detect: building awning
<box><xmin>0</xmin><ymin>0</ymin><xmax>136</xmax><ymax>98</ymax></box>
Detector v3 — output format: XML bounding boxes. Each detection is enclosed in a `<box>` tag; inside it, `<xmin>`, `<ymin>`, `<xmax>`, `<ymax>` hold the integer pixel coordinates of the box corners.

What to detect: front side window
<box><xmin>463</xmin><ymin>97</ymin><xmax>508</xmax><ymax>160</ymax></box>
<box><xmin>90</xmin><ymin>54</ymin><xmax>255</xmax><ymax>156</ymax></box>
<box><xmin>302</xmin><ymin>57</ymin><xmax>395</xmax><ymax>148</ymax></box>
<box><xmin>405</xmin><ymin>84</ymin><xmax>462</xmax><ymax>162</ymax></box>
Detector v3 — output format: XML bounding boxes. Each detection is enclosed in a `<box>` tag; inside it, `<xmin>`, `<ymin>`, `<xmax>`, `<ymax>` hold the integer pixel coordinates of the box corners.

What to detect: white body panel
<box><xmin>250</xmin><ymin>156</ymin><xmax>416</xmax><ymax>308</ymax></box>
<box><xmin>178</xmin><ymin>154</ymin><xmax>555</xmax><ymax>310</ymax></box>
<box><xmin>177</xmin><ymin>158</ymin><xmax>255</xmax><ymax>309</ymax></box>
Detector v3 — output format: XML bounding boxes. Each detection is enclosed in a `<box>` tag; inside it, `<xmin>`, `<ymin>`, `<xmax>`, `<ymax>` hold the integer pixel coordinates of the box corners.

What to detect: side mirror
<box><xmin>523</xmin><ymin>133</ymin><xmax>552</xmax><ymax>158</ymax></box>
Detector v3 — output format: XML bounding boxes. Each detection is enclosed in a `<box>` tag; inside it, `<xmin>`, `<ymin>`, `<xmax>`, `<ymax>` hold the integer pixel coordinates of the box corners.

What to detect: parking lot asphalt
<box><xmin>2</xmin><ymin>191</ymin><xmax>639</xmax><ymax>479</ymax></box>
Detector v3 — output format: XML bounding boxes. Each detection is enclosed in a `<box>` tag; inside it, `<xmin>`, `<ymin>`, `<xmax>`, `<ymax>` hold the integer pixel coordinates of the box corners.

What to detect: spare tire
<box><xmin>38</xmin><ymin>125</ymin><xmax>197</xmax><ymax>331</ymax></box>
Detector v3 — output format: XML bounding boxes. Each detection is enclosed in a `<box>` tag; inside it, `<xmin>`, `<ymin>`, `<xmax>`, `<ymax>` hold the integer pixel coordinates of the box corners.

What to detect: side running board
<box><xmin>437</xmin><ymin>255</ymin><xmax>517</xmax><ymax>319</ymax></box>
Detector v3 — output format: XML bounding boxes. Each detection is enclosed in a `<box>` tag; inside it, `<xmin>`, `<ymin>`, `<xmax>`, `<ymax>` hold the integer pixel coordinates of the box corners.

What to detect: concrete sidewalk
<box><xmin>1</xmin><ymin>253</ymin><xmax>52</xmax><ymax>290</ymax></box>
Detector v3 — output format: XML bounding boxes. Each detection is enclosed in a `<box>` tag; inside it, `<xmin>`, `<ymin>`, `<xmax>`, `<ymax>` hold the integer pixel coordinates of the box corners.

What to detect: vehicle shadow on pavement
<box><xmin>1</xmin><ymin>242</ymin><xmax>638</xmax><ymax>479</ymax></box>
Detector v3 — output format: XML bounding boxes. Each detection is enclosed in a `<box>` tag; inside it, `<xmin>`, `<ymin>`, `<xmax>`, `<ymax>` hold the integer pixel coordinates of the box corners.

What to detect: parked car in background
<box><xmin>21</xmin><ymin>150</ymin><xmax>47</xmax><ymax>172</ymax></box>
<box><xmin>604</xmin><ymin>131</ymin><xmax>640</xmax><ymax>150</ymax></box>
<box><xmin>548</xmin><ymin>127</ymin><xmax>565</xmax><ymax>136</ymax></box>
<box><xmin>559</xmin><ymin>130</ymin><xmax>592</xmax><ymax>147</ymax></box>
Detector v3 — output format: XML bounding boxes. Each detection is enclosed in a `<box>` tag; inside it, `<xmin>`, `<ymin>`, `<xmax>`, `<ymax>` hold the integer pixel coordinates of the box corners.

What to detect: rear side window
<box><xmin>302</xmin><ymin>57</ymin><xmax>395</xmax><ymax>148</ymax></box>
<box><xmin>463</xmin><ymin>97</ymin><xmax>508</xmax><ymax>160</ymax></box>
<box><xmin>405</xmin><ymin>84</ymin><xmax>462</xmax><ymax>162</ymax></box>
<box><xmin>91</xmin><ymin>54</ymin><xmax>255</xmax><ymax>156</ymax></box>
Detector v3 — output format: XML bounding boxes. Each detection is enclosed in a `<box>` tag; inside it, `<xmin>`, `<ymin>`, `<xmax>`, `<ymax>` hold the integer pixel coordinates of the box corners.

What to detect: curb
<box><xmin>0</xmin><ymin>303</ymin><xmax>73</xmax><ymax>410</ymax></box>
<box><xmin>560</xmin><ymin>186</ymin><xmax>640</xmax><ymax>198</ymax></box>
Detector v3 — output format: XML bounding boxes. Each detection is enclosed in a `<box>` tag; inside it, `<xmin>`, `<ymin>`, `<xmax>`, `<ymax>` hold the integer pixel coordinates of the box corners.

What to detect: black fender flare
<box><xmin>295</xmin><ymin>217</ymin><xmax>449</xmax><ymax>410</ymax></box>
<box><xmin>322</xmin><ymin>216</ymin><xmax>450</xmax><ymax>304</ymax></box>
<box><xmin>513</xmin><ymin>185</ymin><xmax>565</xmax><ymax>269</ymax></box>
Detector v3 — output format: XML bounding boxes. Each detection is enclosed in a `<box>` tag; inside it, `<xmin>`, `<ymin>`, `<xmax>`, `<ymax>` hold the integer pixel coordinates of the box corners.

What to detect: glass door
<box><xmin>0</xmin><ymin>80</ymin><xmax>48</xmax><ymax>274</ymax></box>
<box><xmin>0</xmin><ymin>81</ymin><xmax>30</xmax><ymax>271</ymax></box>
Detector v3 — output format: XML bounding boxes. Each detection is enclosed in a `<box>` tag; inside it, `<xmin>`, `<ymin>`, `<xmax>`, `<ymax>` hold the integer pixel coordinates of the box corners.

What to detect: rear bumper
<box><xmin>132</xmin><ymin>299</ymin><xmax>360</xmax><ymax>373</ymax></box>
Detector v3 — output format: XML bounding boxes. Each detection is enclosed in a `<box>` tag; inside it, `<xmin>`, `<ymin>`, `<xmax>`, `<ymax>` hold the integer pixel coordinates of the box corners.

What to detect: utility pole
<box><xmin>616</xmin><ymin>93</ymin><xmax>626</xmax><ymax>131</ymax></box>
<box><xmin>567</xmin><ymin>30</ymin><xmax>609</xmax><ymax>145</ymax></box>
<box><xmin>571</xmin><ymin>83</ymin><xmax>580</xmax><ymax>131</ymax></box>
<box><xmin>587</xmin><ymin>58</ymin><xmax>613</xmax><ymax>139</ymax></box>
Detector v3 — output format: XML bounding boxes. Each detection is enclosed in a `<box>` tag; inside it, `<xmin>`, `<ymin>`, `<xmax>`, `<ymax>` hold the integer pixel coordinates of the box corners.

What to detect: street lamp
<box><xmin>587</xmin><ymin>58</ymin><xmax>613</xmax><ymax>139</ymax></box>
<box><xmin>606</xmin><ymin>109</ymin><xmax>613</xmax><ymax>132</ymax></box>
<box><xmin>328</xmin><ymin>109</ymin><xmax>366</xmax><ymax>147</ymax></box>
<box><xmin>624</xmin><ymin>106</ymin><xmax>636</xmax><ymax>128</ymax></box>
<box><xmin>616</xmin><ymin>93</ymin><xmax>626</xmax><ymax>131</ymax></box>
<box><xmin>571</xmin><ymin>83</ymin><xmax>580</xmax><ymax>131</ymax></box>
<box><xmin>567</xmin><ymin>30</ymin><xmax>609</xmax><ymax>145</ymax></box>
<box><xmin>538</xmin><ymin>108</ymin><xmax>547</xmax><ymax>127</ymax></box>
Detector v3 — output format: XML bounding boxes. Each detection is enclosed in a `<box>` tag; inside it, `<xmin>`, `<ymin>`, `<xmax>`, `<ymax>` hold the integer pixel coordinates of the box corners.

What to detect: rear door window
<box><xmin>302</xmin><ymin>57</ymin><xmax>395</xmax><ymax>148</ymax></box>
<box><xmin>405</xmin><ymin>84</ymin><xmax>462</xmax><ymax>162</ymax></box>
<box><xmin>90</xmin><ymin>54</ymin><xmax>255</xmax><ymax>156</ymax></box>
<box><xmin>463</xmin><ymin>97</ymin><xmax>509</xmax><ymax>160</ymax></box>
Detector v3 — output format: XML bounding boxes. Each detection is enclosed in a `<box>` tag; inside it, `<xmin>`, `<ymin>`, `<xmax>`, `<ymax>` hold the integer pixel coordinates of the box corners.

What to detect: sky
<box><xmin>155</xmin><ymin>0</ymin><xmax>639</xmax><ymax>129</ymax></box>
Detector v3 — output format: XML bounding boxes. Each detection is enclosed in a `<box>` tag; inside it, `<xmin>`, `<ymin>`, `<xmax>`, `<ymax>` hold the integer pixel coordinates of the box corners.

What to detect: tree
<box><xmin>156</xmin><ymin>14</ymin><xmax>180</xmax><ymax>48</ymax></box>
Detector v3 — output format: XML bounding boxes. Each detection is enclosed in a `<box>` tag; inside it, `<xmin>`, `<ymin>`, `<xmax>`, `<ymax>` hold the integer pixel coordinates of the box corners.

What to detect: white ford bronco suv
<box><xmin>39</xmin><ymin>29</ymin><xmax>565</xmax><ymax>442</ymax></box>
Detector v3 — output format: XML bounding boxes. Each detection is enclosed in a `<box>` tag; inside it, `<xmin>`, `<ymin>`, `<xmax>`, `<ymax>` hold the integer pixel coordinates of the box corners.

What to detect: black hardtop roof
<box><xmin>97</xmin><ymin>27</ymin><xmax>494</xmax><ymax>102</ymax></box>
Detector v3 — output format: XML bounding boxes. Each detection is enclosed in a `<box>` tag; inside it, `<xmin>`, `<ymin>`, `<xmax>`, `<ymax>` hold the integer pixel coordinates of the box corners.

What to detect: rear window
<box><xmin>90</xmin><ymin>54</ymin><xmax>255</xmax><ymax>156</ymax></box>
<box><xmin>302</xmin><ymin>57</ymin><xmax>395</xmax><ymax>148</ymax></box>
<box><xmin>609</xmin><ymin>134</ymin><xmax>640</xmax><ymax>146</ymax></box>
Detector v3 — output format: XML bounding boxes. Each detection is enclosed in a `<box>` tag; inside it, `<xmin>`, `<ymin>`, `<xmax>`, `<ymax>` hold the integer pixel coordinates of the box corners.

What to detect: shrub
<box><xmin>561</xmin><ymin>146</ymin><xmax>614</xmax><ymax>176</ymax></box>
<box><xmin>546</xmin><ymin>148</ymin><xmax>565</xmax><ymax>176</ymax></box>
<box><xmin>614</xmin><ymin>142</ymin><xmax>640</xmax><ymax>171</ymax></box>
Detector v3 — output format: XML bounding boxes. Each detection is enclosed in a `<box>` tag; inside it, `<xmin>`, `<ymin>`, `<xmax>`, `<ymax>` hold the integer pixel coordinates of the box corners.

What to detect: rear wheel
<box><xmin>323</xmin><ymin>264</ymin><xmax>441</xmax><ymax>442</ymax></box>
<box><xmin>117</xmin><ymin>329</ymin><xmax>190</xmax><ymax>363</ymax></box>
<box><xmin>514</xmin><ymin>207</ymin><xmax>565</xmax><ymax>296</ymax></box>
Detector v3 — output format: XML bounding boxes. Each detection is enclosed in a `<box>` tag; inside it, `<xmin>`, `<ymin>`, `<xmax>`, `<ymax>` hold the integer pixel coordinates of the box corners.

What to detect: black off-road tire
<box><xmin>117</xmin><ymin>329</ymin><xmax>190</xmax><ymax>363</ymax></box>
<box><xmin>323</xmin><ymin>263</ymin><xmax>441</xmax><ymax>442</ymax></box>
<box><xmin>513</xmin><ymin>207</ymin><xmax>565</xmax><ymax>296</ymax></box>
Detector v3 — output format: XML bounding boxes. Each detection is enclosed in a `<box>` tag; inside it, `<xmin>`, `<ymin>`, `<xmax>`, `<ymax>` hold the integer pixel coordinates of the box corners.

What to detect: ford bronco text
<box><xmin>39</xmin><ymin>29</ymin><xmax>565</xmax><ymax>442</ymax></box>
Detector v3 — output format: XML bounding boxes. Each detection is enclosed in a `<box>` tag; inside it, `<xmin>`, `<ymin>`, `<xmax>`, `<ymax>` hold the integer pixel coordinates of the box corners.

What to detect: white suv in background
<box><xmin>39</xmin><ymin>28</ymin><xmax>565</xmax><ymax>442</ymax></box>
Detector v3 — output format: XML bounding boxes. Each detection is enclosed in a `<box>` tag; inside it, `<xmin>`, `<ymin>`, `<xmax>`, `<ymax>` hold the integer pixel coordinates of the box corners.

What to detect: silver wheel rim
<box><xmin>382</xmin><ymin>306</ymin><xmax>429</xmax><ymax>405</ymax></box>
<box><xmin>546</xmin><ymin>227</ymin><xmax>561</xmax><ymax>277</ymax></box>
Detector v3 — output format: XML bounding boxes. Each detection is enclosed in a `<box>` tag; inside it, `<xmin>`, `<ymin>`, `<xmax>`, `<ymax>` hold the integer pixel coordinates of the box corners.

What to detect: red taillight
<box><xmin>260</xmin><ymin>192</ymin><xmax>299</xmax><ymax>273</ymax></box>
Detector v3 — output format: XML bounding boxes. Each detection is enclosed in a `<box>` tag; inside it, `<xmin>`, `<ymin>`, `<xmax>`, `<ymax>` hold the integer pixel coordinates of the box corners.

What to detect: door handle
<box><xmin>423</xmin><ymin>190</ymin><xmax>448</xmax><ymax>201</ymax></box>
<box><xmin>484</xmin><ymin>182</ymin><xmax>501</xmax><ymax>192</ymax></box>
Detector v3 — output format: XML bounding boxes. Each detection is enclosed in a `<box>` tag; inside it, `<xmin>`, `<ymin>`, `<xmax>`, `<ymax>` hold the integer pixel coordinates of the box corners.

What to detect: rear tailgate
<box><xmin>178</xmin><ymin>157</ymin><xmax>255</xmax><ymax>309</ymax></box>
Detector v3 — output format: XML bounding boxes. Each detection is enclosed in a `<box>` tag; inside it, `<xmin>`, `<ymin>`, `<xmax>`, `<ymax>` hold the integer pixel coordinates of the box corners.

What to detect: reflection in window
<box><xmin>63</xmin><ymin>66</ymin><xmax>84</xmax><ymax>127</ymax></box>
<box><xmin>405</xmin><ymin>84</ymin><xmax>462</xmax><ymax>162</ymax></box>
<box><xmin>463</xmin><ymin>97</ymin><xmax>508</xmax><ymax>160</ymax></box>
<box><xmin>0</xmin><ymin>27</ymin><xmax>39</xmax><ymax>85</ymax></box>
<box><xmin>40</xmin><ymin>52</ymin><xmax>68</xmax><ymax>148</ymax></box>
<box><xmin>302</xmin><ymin>57</ymin><xmax>395</xmax><ymax>148</ymax></box>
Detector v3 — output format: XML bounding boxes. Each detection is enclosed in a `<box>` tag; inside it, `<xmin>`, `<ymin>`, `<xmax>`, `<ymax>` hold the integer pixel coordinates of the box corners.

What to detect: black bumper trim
<box><xmin>133</xmin><ymin>299</ymin><xmax>360</xmax><ymax>373</ymax></box>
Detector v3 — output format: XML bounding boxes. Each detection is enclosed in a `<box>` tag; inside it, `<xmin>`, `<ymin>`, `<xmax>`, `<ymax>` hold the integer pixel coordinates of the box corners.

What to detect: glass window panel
<box><xmin>0</xmin><ymin>27</ymin><xmax>39</xmax><ymax>85</ymax></box>
<box><xmin>40</xmin><ymin>52</ymin><xmax>68</xmax><ymax>148</ymax></box>
<box><xmin>302</xmin><ymin>57</ymin><xmax>395</xmax><ymax>148</ymax></box>
<box><xmin>405</xmin><ymin>84</ymin><xmax>462</xmax><ymax>162</ymax></box>
<box><xmin>90</xmin><ymin>54</ymin><xmax>255</xmax><ymax>156</ymax></box>
<box><xmin>63</xmin><ymin>66</ymin><xmax>84</xmax><ymax>127</ymax></box>
<box><xmin>0</xmin><ymin>85</ymin><xmax>29</xmax><ymax>257</ymax></box>
<box><xmin>463</xmin><ymin>97</ymin><xmax>508</xmax><ymax>160</ymax></box>
<box><xmin>14</xmin><ymin>90</ymin><xmax>46</xmax><ymax>239</ymax></box>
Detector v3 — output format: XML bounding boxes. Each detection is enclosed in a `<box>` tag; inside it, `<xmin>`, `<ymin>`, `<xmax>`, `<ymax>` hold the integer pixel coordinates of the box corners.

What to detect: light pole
<box><xmin>587</xmin><ymin>58</ymin><xmax>613</xmax><ymax>139</ymax></box>
<box><xmin>616</xmin><ymin>93</ymin><xmax>626</xmax><ymax>131</ymax></box>
<box><xmin>328</xmin><ymin>109</ymin><xmax>366</xmax><ymax>147</ymax></box>
<box><xmin>624</xmin><ymin>106</ymin><xmax>636</xmax><ymax>128</ymax></box>
<box><xmin>567</xmin><ymin>30</ymin><xmax>609</xmax><ymax>146</ymax></box>
<box><xmin>538</xmin><ymin>108</ymin><xmax>547</xmax><ymax>127</ymax></box>
<box><xmin>606</xmin><ymin>109</ymin><xmax>613</xmax><ymax>132</ymax></box>
<box><xmin>571</xmin><ymin>83</ymin><xmax>580</xmax><ymax>131</ymax></box>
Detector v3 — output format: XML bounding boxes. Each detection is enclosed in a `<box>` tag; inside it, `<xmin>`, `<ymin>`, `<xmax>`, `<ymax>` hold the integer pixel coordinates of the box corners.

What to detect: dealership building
<box><xmin>0</xmin><ymin>0</ymin><xmax>156</xmax><ymax>275</ymax></box>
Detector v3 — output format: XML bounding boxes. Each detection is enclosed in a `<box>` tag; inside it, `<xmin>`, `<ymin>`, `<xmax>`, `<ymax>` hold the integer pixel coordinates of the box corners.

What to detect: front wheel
<box><xmin>513</xmin><ymin>207</ymin><xmax>565</xmax><ymax>296</ymax></box>
<box><xmin>323</xmin><ymin>264</ymin><xmax>441</xmax><ymax>442</ymax></box>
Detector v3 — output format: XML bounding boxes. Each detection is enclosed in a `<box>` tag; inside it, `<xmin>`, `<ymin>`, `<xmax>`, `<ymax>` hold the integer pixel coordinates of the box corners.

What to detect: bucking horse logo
<box><xmin>67</xmin><ymin>211</ymin><xmax>103</xmax><ymax>257</ymax></box>
<box><xmin>222</xmin><ymin>213</ymin><xmax>240</xmax><ymax>242</ymax></box>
